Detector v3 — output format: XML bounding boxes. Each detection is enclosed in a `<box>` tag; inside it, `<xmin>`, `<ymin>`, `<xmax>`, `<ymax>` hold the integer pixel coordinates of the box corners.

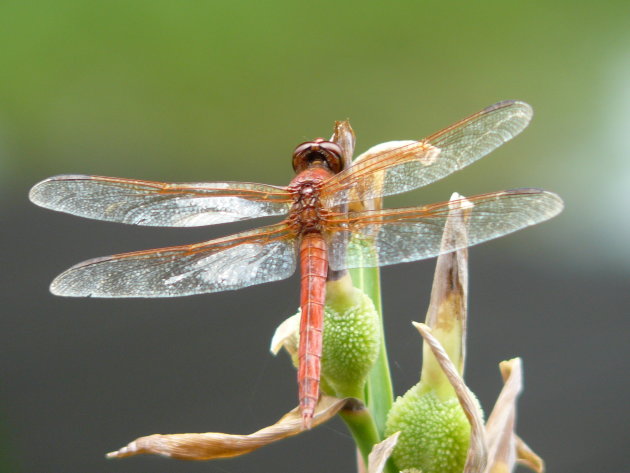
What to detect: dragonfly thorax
<box><xmin>288</xmin><ymin>177</ymin><xmax>330</xmax><ymax>235</ymax></box>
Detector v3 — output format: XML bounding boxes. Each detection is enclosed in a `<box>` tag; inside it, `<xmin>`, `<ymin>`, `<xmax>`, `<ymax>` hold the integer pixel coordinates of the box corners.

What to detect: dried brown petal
<box><xmin>515</xmin><ymin>435</ymin><xmax>545</xmax><ymax>473</ymax></box>
<box><xmin>413</xmin><ymin>322</ymin><xmax>487</xmax><ymax>473</ymax></box>
<box><xmin>367</xmin><ymin>432</ymin><xmax>400</xmax><ymax>473</ymax></box>
<box><xmin>483</xmin><ymin>358</ymin><xmax>522</xmax><ymax>472</ymax></box>
<box><xmin>424</xmin><ymin>192</ymin><xmax>472</xmax><ymax>373</ymax></box>
<box><xmin>330</xmin><ymin>120</ymin><xmax>356</xmax><ymax>172</ymax></box>
<box><xmin>483</xmin><ymin>358</ymin><xmax>544</xmax><ymax>473</ymax></box>
<box><xmin>270</xmin><ymin>313</ymin><xmax>299</xmax><ymax>358</ymax></box>
<box><xmin>107</xmin><ymin>395</ymin><xmax>348</xmax><ymax>461</ymax></box>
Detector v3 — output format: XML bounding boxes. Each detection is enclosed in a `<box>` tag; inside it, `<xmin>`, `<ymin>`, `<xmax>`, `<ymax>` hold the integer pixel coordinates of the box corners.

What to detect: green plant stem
<box><xmin>349</xmin><ymin>264</ymin><xmax>394</xmax><ymax>438</ymax></box>
<box><xmin>338</xmin><ymin>404</ymin><xmax>396</xmax><ymax>473</ymax></box>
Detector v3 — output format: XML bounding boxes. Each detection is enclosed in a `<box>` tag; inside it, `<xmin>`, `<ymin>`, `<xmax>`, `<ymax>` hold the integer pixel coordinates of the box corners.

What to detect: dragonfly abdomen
<box><xmin>297</xmin><ymin>232</ymin><xmax>328</xmax><ymax>428</ymax></box>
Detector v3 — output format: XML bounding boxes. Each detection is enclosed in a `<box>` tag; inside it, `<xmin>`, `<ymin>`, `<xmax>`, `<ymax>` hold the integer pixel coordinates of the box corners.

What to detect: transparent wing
<box><xmin>322</xmin><ymin>101</ymin><xmax>533</xmax><ymax>207</ymax></box>
<box><xmin>50</xmin><ymin>224</ymin><xmax>297</xmax><ymax>297</ymax></box>
<box><xmin>325</xmin><ymin>189</ymin><xmax>563</xmax><ymax>270</ymax></box>
<box><xmin>29</xmin><ymin>175</ymin><xmax>293</xmax><ymax>227</ymax></box>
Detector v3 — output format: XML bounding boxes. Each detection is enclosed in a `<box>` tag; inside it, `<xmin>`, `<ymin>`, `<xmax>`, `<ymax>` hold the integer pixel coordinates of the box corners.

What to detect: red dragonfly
<box><xmin>29</xmin><ymin>100</ymin><xmax>562</xmax><ymax>427</ymax></box>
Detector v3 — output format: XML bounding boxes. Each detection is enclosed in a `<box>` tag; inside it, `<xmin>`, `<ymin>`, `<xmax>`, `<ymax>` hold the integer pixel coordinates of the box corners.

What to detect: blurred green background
<box><xmin>1</xmin><ymin>1</ymin><xmax>628</xmax><ymax>472</ymax></box>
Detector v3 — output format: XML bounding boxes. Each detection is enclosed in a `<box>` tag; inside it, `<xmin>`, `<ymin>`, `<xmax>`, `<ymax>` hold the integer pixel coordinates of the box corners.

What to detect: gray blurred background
<box><xmin>1</xmin><ymin>1</ymin><xmax>628</xmax><ymax>472</ymax></box>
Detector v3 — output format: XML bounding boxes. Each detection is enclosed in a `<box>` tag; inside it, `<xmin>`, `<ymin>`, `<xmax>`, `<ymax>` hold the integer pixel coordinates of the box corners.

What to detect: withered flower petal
<box><xmin>483</xmin><ymin>358</ymin><xmax>544</xmax><ymax>473</ymax></box>
<box><xmin>367</xmin><ymin>432</ymin><xmax>400</xmax><ymax>473</ymax></box>
<box><xmin>106</xmin><ymin>395</ymin><xmax>349</xmax><ymax>461</ymax></box>
<box><xmin>270</xmin><ymin>313</ymin><xmax>300</xmax><ymax>359</ymax></box>
<box><xmin>515</xmin><ymin>436</ymin><xmax>545</xmax><ymax>473</ymax></box>
<box><xmin>414</xmin><ymin>322</ymin><xmax>488</xmax><ymax>473</ymax></box>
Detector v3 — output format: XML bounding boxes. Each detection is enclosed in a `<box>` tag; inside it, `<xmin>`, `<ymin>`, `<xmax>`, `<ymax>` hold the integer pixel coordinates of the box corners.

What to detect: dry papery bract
<box><xmin>366</xmin><ymin>432</ymin><xmax>401</xmax><ymax>473</ymax></box>
<box><xmin>414</xmin><ymin>323</ymin><xmax>544</xmax><ymax>473</ymax></box>
<box><xmin>107</xmin><ymin>395</ymin><xmax>352</xmax><ymax>460</ymax></box>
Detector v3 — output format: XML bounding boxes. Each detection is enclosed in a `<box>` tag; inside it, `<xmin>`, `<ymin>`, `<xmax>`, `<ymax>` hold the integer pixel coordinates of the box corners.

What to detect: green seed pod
<box><xmin>270</xmin><ymin>274</ymin><xmax>380</xmax><ymax>401</ymax></box>
<box><xmin>321</xmin><ymin>276</ymin><xmax>380</xmax><ymax>399</ymax></box>
<box><xmin>385</xmin><ymin>382</ymin><xmax>482</xmax><ymax>473</ymax></box>
<box><xmin>383</xmin><ymin>192</ymin><xmax>484</xmax><ymax>473</ymax></box>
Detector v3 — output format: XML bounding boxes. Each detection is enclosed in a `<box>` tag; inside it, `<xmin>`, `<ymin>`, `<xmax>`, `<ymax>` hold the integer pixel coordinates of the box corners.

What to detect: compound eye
<box><xmin>292</xmin><ymin>139</ymin><xmax>344</xmax><ymax>173</ymax></box>
<box><xmin>292</xmin><ymin>142</ymin><xmax>313</xmax><ymax>172</ymax></box>
<box><xmin>318</xmin><ymin>141</ymin><xmax>343</xmax><ymax>174</ymax></box>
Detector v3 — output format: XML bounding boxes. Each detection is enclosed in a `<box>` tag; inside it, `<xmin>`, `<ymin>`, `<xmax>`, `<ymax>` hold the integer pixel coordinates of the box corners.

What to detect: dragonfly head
<box><xmin>292</xmin><ymin>138</ymin><xmax>343</xmax><ymax>174</ymax></box>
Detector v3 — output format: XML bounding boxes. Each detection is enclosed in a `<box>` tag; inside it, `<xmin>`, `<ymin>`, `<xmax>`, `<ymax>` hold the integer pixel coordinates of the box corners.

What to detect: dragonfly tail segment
<box><xmin>297</xmin><ymin>232</ymin><xmax>327</xmax><ymax>429</ymax></box>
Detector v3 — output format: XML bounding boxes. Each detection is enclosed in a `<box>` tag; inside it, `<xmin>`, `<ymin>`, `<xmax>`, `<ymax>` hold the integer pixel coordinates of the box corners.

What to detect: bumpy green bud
<box><xmin>385</xmin><ymin>382</ymin><xmax>482</xmax><ymax>473</ymax></box>
<box><xmin>321</xmin><ymin>276</ymin><xmax>380</xmax><ymax>399</ymax></box>
<box><xmin>270</xmin><ymin>274</ymin><xmax>380</xmax><ymax>401</ymax></box>
<box><xmin>384</xmin><ymin>193</ymin><xmax>483</xmax><ymax>473</ymax></box>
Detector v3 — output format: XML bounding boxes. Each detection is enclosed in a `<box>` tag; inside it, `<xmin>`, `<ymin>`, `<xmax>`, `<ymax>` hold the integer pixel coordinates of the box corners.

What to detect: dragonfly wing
<box><xmin>322</xmin><ymin>101</ymin><xmax>533</xmax><ymax>207</ymax></box>
<box><xmin>51</xmin><ymin>224</ymin><xmax>298</xmax><ymax>297</ymax></box>
<box><xmin>30</xmin><ymin>175</ymin><xmax>293</xmax><ymax>226</ymax></box>
<box><xmin>326</xmin><ymin>189</ymin><xmax>563</xmax><ymax>270</ymax></box>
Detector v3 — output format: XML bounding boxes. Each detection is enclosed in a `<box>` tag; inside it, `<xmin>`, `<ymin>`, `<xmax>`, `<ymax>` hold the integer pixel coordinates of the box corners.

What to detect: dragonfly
<box><xmin>29</xmin><ymin>100</ymin><xmax>563</xmax><ymax>428</ymax></box>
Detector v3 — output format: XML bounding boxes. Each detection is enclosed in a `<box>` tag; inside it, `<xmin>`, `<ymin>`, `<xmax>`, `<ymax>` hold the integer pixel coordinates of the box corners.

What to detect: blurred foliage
<box><xmin>1</xmin><ymin>0</ymin><xmax>629</xmax><ymax>265</ymax></box>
